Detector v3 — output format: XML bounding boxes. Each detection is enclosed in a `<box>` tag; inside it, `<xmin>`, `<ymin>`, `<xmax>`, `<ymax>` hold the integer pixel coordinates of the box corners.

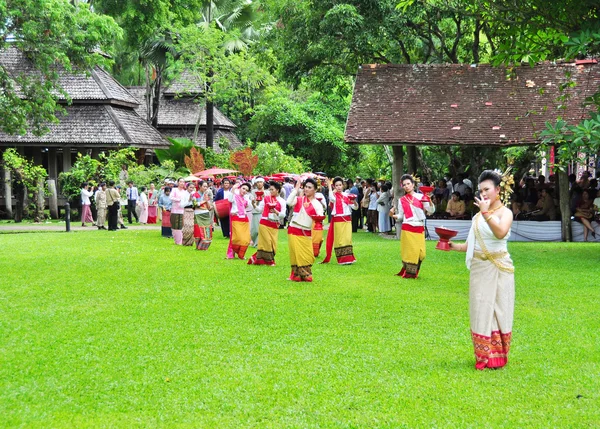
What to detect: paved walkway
<box><xmin>0</xmin><ymin>223</ymin><xmax>159</xmax><ymax>233</ymax></box>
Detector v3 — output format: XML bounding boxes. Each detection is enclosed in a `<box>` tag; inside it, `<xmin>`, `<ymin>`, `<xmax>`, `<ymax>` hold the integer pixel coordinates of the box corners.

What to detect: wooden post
<box><xmin>392</xmin><ymin>145</ymin><xmax>404</xmax><ymax>239</ymax></box>
<box><xmin>3</xmin><ymin>168</ymin><xmax>12</xmax><ymax>218</ymax></box>
<box><xmin>557</xmin><ymin>169</ymin><xmax>571</xmax><ymax>242</ymax></box>
<box><xmin>48</xmin><ymin>148</ymin><xmax>58</xmax><ymax>180</ymax></box>
<box><xmin>62</xmin><ymin>147</ymin><xmax>72</xmax><ymax>172</ymax></box>
<box><xmin>48</xmin><ymin>179</ymin><xmax>59</xmax><ymax>219</ymax></box>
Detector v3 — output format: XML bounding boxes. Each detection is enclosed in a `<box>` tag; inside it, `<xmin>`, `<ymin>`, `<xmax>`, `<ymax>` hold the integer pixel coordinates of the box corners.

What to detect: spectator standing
<box><xmin>158</xmin><ymin>187</ymin><xmax>173</xmax><ymax>238</ymax></box>
<box><xmin>126</xmin><ymin>181</ymin><xmax>139</xmax><ymax>224</ymax></box>
<box><xmin>105</xmin><ymin>181</ymin><xmax>121</xmax><ymax>231</ymax></box>
<box><xmin>95</xmin><ymin>183</ymin><xmax>107</xmax><ymax>230</ymax></box>
<box><xmin>377</xmin><ymin>184</ymin><xmax>392</xmax><ymax>233</ymax></box>
<box><xmin>138</xmin><ymin>186</ymin><xmax>149</xmax><ymax>225</ymax></box>
<box><xmin>147</xmin><ymin>183</ymin><xmax>158</xmax><ymax>224</ymax></box>
<box><xmin>80</xmin><ymin>182</ymin><xmax>95</xmax><ymax>227</ymax></box>
<box><xmin>349</xmin><ymin>179</ymin><xmax>361</xmax><ymax>232</ymax></box>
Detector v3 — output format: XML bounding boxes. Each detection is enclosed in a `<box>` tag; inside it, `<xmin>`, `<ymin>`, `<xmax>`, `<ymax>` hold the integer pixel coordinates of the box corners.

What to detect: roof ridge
<box><xmin>105</xmin><ymin>105</ymin><xmax>133</xmax><ymax>143</ymax></box>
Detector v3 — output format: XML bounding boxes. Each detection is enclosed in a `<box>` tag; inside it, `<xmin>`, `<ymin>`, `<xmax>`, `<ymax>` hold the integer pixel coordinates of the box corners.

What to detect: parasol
<box><xmin>194</xmin><ymin>167</ymin><xmax>239</xmax><ymax>177</ymax></box>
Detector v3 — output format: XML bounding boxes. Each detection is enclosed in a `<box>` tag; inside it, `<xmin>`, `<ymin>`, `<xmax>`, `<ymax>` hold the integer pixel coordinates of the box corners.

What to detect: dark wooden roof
<box><xmin>345</xmin><ymin>62</ymin><xmax>600</xmax><ymax>146</ymax></box>
<box><xmin>0</xmin><ymin>105</ymin><xmax>167</xmax><ymax>148</ymax></box>
<box><xmin>1</xmin><ymin>48</ymin><xmax>138</xmax><ymax>107</ymax></box>
<box><xmin>127</xmin><ymin>87</ymin><xmax>237</xmax><ymax>129</ymax></box>
<box><xmin>0</xmin><ymin>47</ymin><xmax>169</xmax><ymax>149</ymax></box>
<box><xmin>162</xmin><ymin>70</ymin><xmax>203</xmax><ymax>96</ymax></box>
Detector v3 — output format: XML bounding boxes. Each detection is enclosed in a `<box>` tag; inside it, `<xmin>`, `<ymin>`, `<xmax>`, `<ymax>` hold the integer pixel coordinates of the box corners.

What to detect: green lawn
<box><xmin>0</xmin><ymin>230</ymin><xmax>598</xmax><ymax>428</ymax></box>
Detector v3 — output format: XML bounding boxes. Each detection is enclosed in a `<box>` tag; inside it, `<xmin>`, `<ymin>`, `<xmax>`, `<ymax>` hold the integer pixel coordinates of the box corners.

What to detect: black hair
<box><xmin>241</xmin><ymin>182</ymin><xmax>252</xmax><ymax>192</ymax></box>
<box><xmin>400</xmin><ymin>174</ymin><xmax>414</xmax><ymax>184</ymax></box>
<box><xmin>140</xmin><ymin>186</ymin><xmax>147</xmax><ymax>192</ymax></box>
<box><xmin>303</xmin><ymin>178</ymin><xmax>317</xmax><ymax>188</ymax></box>
<box><xmin>478</xmin><ymin>170</ymin><xmax>501</xmax><ymax>187</ymax></box>
<box><xmin>332</xmin><ymin>176</ymin><xmax>344</xmax><ymax>186</ymax></box>
<box><xmin>222</xmin><ymin>178</ymin><xmax>231</xmax><ymax>184</ymax></box>
<box><xmin>127</xmin><ymin>180</ymin><xmax>133</xmax><ymax>185</ymax></box>
<box><xmin>452</xmin><ymin>191</ymin><xmax>462</xmax><ymax>199</ymax></box>
<box><xmin>81</xmin><ymin>182</ymin><xmax>88</xmax><ymax>188</ymax></box>
<box><xmin>99</xmin><ymin>182</ymin><xmax>106</xmax><ymax>187</ymax></box>
<box><xmin>381</xmin><ymin>184</ymin><xmax>389</xmax><ymax>192</ymax></box>
<box><xmin>198</xmin><ymin>180</ymin><xmax>207</xmax><ymax>187</ymax></box>
<box><xmin>284</xmin><ymin>177</ymin><xmax>290</xmax><ymax>183</ymax></box>
<box><xmin>269</xmin><ymin>180</ymin><xmax>281</xmax><ymax>191</ymax></box>
<box><xmin>108</xmin><ymin>180</ymin><xmax>115</xmax><ymax>187</ymax></box>
<box><xmin>164</xmin><ymin>186</ymin><xmax>172</xmax><ymax>192</ymax></box>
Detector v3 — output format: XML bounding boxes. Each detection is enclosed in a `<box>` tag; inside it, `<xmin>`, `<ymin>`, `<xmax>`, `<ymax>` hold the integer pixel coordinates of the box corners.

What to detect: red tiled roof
<box><xmin>345</xmin><ymin>62</ymin><xmax>600</xmax><ymax>146</ymax></box>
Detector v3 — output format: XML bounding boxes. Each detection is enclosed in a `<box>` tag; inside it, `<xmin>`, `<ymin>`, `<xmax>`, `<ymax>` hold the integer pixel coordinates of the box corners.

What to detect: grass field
<box><xmin>0</xmin><ymin>229</ymin><xmax>598</xmax><ymax>428</ymax></box>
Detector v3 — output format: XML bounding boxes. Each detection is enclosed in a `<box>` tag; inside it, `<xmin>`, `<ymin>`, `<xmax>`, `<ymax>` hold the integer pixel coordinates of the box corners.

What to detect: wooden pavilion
<box><xmin>0</xmin><ymin>48</ymin><xmax>169</xmax><ymax>216</ymax></box>
<box><xmin>345</xmin><ymin>60</ymin><xmax>600</xmax><ymax>240</ymax></box>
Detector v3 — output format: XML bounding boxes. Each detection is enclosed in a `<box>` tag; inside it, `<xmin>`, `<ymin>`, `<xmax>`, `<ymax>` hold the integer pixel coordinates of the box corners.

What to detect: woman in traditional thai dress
<box><xmin>323</xmin><ymin>176</ymin><xmax>358</xmax><ymax>264</ymax></box>
<box><xmin>192</xmin><ymin>180</ymin><xmax>214</xmax><ymax>250</ymax></box>
<box><xmin>226</xmin><ymin>182</ymin><xmax>252</xmax><ymax>259</ymax></box>
<box><xmin>390</xmin><ymin>174</ymin><xmax>435</xmax><ymax>278</ymax></box>
<box><xmin>449</xmin><ymin>170</ymin><xmax>515</xmax><ymax>370</ymax></box>
<box><xmin>182</xmin><ymin>182</ymin><xmax>196</xmax><ymax>246</ymax></box>
<box><xmin>147</xmin><ymin>183</ymin><xmax>158</xmax><ymax>224</ymax></box>
<box><xmin>287</xmin><ymin>178</ymin><xmax>325</xmax><ymax>282</ymax></box>
<box><xmin>158</xmin><ymin>187</ymin><xmax>172</xmax><ymax>238</ymax></box>
<box><xmin>138</xmin><ymin>186</ymin><xmax>149</xmax><ymax>224</ymax></box>
<box><xmin>169</xmin><ymin>178</ymin><xmax>188</xmax><ymax>245</ymax></box>
<box><xmin>247</xmin><ymin>181</ymin><xmax>287</xmax><ymax>265</ymax></box>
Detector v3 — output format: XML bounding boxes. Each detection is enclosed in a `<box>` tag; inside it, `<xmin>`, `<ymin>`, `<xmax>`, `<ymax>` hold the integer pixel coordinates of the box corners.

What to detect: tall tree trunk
<box><xmin>407</xmin><ymin>145</ymin><xmax>418</xmax><ymax>174</ymax></box>
<box><xmin>150</xmin><ymin>67</ymin><xmax>163</xmax><ymax>128</ymax></box>
<box><xmin>392</xmin><ymin>145</ymin><xmax>404</xmax><ymax>239</ymax></box>
<box><xmin>205</xmin><ymin>70</ymin><xmax>215</xmax><ymax>150</ymax></box>
<box><xmin>473</xmin><ymin>20</ymin><xmax>481</xmax><ymax>63</ymax></box>
<box><xmin>557</xmin><ymin>169</ymin><xmax>571</xmax><ymax>242</ymax></box>
<box><xmin>3</xmin><ymin>167</ymin><xmax>12</xmax><ymax>219</ymax></box>
<box><xmin>35</xmin><ymin>179</ymin><xmax>45</xmax><ymax>223</ymax></box>
<box><xmin>206</xmin><ymin>100</ymin><xmax>214</xmax><ymax>150</ymax></box>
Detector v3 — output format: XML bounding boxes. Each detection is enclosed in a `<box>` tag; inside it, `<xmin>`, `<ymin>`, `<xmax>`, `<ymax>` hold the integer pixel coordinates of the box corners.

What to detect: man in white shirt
<box><xmin>126</xmin><ymin>181</ymin><xmax>139</xmax><ymax>224</ymax></box>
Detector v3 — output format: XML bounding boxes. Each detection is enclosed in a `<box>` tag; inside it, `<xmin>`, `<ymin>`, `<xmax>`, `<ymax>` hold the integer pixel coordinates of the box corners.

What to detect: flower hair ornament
<box><xmin>496</xmin><ymin>167</ymin><xmax>514</xmax><ymax>206</ymax></box>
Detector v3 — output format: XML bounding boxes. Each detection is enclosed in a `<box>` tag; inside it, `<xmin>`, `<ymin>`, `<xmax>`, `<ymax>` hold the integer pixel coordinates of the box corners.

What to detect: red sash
<box><xmin>293</xmin><ymin>196</ymin><xmax>317</xmax><ymax>218</ymax></box>
<box><xmin>400</xmin><ymin>194</ymin><xmax>423</xmax><ymax>218</ymax></box>
<box><xmin>333</xmin><ymin>192</ymin><xmax>349</xmax><ymax>215</ymax></box>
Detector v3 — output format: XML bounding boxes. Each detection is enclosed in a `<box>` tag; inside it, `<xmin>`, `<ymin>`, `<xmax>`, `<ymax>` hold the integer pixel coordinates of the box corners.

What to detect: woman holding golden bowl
<box><xmin>449</xmin><ymin>169</ymin><xmax>515</xmax><ymax>370</ymax></box>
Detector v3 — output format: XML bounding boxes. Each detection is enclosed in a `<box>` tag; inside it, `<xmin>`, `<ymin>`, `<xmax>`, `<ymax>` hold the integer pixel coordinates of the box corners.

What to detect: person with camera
<box><xmin>80</xmin><ymin>182</ymin><xmax>96</xmax><ymax>227</ymax></box>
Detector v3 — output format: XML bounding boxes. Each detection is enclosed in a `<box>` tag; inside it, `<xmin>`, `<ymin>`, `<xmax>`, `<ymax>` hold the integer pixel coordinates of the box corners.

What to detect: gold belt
<box><xmin>473</xmin><ymin>251</ymin><xmax>509</xmax><ymax>261</ymax></box>
<box><xmin>473</xmin><ymin>251</ymin><xmax>514</xmax><ymax>273</ymax></box>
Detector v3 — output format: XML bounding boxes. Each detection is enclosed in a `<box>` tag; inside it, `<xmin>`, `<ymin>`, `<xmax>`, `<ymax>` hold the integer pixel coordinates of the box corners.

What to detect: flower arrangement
<box><xmin>497</xmin><ymin>167</ymin><xmax>515</xmax><ymax>206</ymax></box>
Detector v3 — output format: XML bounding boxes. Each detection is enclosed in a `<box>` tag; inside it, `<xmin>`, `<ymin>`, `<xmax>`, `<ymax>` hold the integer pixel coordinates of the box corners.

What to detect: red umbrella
<box><xmin>194</xmin><ymin>167</ymin><xmax>239</xmax><ymax>177</ymax></box>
